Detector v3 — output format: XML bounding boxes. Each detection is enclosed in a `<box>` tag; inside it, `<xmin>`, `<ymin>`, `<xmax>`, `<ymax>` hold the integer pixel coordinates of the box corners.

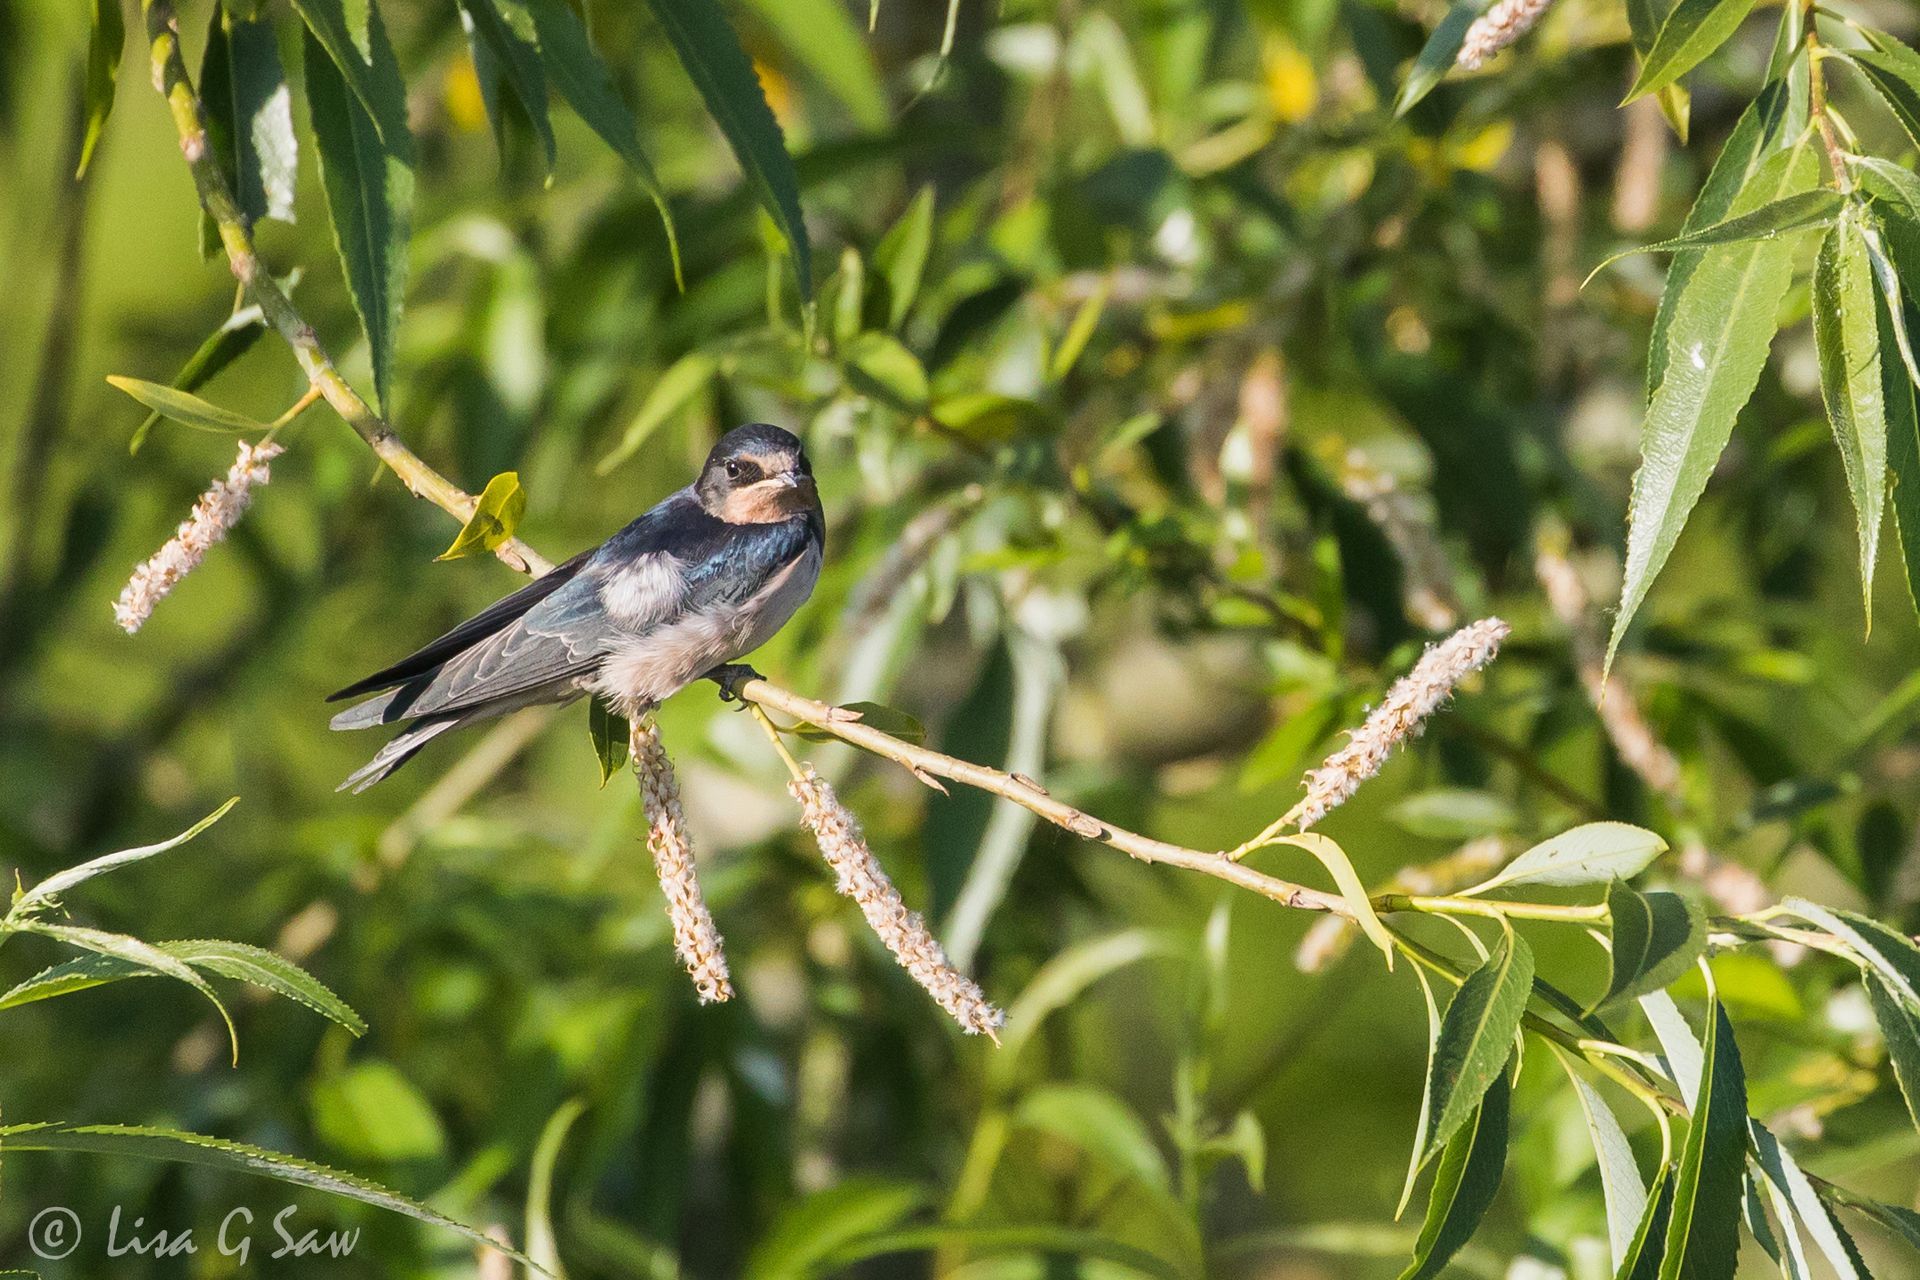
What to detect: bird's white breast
<box><xmin>589</xmin><ymin>539</ymin><xmax>821</xmax><ymax>717</ymax></box>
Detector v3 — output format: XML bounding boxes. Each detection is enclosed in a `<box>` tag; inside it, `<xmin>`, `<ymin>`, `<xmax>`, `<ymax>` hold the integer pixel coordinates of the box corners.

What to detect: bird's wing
<box><xmin>327</xmin><ymin>547</ymin><xmax>596</xmax><ymax>702</ymax></box>
<box><xmin>334</xmin><ymin>569</ymin><xmax>615</xmax><ymax>726</ymax></box>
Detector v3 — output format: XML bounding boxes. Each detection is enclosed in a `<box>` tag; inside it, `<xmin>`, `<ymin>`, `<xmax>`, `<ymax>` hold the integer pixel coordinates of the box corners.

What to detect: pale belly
<box><xmin>587</xmin><ymin>543</ymin><xmax>821</xmax><ymax>716</ymax></box>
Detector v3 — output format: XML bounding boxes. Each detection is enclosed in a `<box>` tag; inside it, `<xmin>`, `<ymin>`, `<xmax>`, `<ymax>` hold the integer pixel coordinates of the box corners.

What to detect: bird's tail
<box><xmin>337</xmin><ymin>714</ymin><xmax>465</xmax><ymax>793</ymax></box>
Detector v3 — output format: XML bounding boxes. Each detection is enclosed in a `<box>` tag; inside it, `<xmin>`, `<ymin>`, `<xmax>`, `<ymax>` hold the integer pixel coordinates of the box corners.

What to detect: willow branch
<box><xmin>138</xmin><ymin>0</ymin><xmax>1347</xmax><ymax>922</ymax></box>
<box><xmin>140</xmin><ymin>0</ymin><xmax>549</xmax><ymax>577</ymax></box>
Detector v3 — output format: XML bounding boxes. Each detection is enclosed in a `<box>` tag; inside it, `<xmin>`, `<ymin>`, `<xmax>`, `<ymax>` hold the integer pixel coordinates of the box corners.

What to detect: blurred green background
<box><xmin>4</xmin><ymin>0</ymin><xmax>1920</xmax><ymax>1275</ymax></box>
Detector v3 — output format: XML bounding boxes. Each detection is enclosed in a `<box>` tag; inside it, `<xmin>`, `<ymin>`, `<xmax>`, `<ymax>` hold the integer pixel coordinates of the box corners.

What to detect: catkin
<box><xmin>788</xmin><ymin>767</ymin><xmax>1003</xmax><ymax>1038</ymax></box>
<box><xmin>1294</xmin><ymin>618</ymin><xmax>1509</xmax><ymax>831</ymax></box>
<box><xmin>633</xmin><ymin>719</ymin><xmax>733</xmax><ymax>1003</ymax></box>
<box><xmin>114</xmin><ymin>440</ymin><xmax>284</xmax><ymax>634</ymax></box>
<box><xmin>1457</xmin><ymin>0</ymin><xmax>1553</xmax><ymax>70</ymax></box>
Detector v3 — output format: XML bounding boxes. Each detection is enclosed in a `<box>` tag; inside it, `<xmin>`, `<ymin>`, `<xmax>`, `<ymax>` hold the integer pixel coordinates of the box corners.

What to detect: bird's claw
<box><xmin>705</xmin><ymin>663</ymin><xmax>765</xmax><ymax>704</ymax></box>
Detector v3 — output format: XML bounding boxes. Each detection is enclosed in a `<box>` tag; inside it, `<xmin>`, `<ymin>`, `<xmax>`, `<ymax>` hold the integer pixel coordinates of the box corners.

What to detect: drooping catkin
<box><xmin>1293</xmin><ymin>618</ymin><xmax>1509</xmax><ymax>831</ymax></box>
<box><xmin>632</xmin><ymin>719</ymin><xmax>733</xmax><ymax>1003</ymax></box>
<box><xmin>113</xmin><ymin>440</ymin><xmax>284</xmax><ymax>634</ymax></box>
<box><xmin>787</xmin><ymin>766</ymin><xmax>1003</xmax><ymax>1038</ymax></box>
<box><xmin>1457</xmin><ymin>0</ymin><xmax>1553</xmax><ymax>69</ymax></box>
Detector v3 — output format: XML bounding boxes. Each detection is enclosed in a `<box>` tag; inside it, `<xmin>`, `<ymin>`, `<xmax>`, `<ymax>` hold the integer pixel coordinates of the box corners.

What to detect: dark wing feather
<box><xmin>327</xmin><ymin>548</ymin><xmax>594</xmax><ymax>702</ymax></box>
<box><xmin>337</xmin><ymin>572</ymin><xmax>614</xmax><ymax>726</ymax></box>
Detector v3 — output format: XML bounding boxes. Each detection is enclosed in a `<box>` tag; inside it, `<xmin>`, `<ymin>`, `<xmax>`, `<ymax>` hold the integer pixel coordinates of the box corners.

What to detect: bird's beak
<box><xmin>777</xmin><ymin>471</ymin><xmax>816</xmax><ymax>511</ymax></box>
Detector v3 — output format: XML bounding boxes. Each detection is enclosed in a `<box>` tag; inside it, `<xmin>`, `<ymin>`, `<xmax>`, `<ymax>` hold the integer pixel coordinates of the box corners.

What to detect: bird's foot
<box><xmin>705</xmin><ymin>663</ymin><xmax>765</xmax><ymax>704</ymax></box>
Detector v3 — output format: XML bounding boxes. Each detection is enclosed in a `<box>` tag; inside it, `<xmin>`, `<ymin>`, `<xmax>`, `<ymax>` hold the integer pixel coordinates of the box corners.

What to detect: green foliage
<box><xmin>437</xmin><ymin>469</ymin><xmax>527</xmax><ymax>559</ymax></box>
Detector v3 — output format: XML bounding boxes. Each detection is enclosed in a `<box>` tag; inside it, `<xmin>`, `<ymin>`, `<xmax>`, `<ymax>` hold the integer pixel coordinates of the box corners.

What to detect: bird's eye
<box><xmin>723</xmin><ymin>459</ymin><xmax>742</xmax><ymax>479</ymax></box>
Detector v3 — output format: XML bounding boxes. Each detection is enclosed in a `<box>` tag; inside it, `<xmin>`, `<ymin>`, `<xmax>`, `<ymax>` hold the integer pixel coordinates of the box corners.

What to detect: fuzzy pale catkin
<box><xmin>114</xmin><ymin>440</ymin><xmax>284</xmax><ymax>634</ymax></box>
<box><xmin>1294</xmin><ymin>617</ymin><xmax>1509</xmax><ymax>831</ymax></box>
<box><xmin>1457</xmin><ymin>0</ymin><xmax>1553</xmax><ymax>69</ymax></box>
<box><xmin>788</xmin><ymin>767</ymin><xmax>1003</xmax><ymax>1038</ymax></box>
<box><xmin>633</xmin><ymin>719</ymin><xmax>733</xmax><ymax>1003</ymax></box>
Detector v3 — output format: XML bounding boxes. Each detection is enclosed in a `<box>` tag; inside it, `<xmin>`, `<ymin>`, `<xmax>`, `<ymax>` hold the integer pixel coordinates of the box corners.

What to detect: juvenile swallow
<box><xmin>329</xmin><ymin>424</ymin><xmax>823</xmax><ymax>792</ymax></box>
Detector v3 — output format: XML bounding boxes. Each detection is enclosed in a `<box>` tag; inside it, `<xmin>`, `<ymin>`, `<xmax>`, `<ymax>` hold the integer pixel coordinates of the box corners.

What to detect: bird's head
<box><xmin>696</xmin><ymin>424</ymin><xmax>818</xmax><ymax>524</ymax></box>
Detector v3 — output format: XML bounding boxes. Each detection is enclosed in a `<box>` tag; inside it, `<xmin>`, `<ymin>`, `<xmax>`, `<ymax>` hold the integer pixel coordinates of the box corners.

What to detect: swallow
<box><xmin>328</xmin><ymin>423</ymin><xmax>824</xmax><ymax>792</ymax></box>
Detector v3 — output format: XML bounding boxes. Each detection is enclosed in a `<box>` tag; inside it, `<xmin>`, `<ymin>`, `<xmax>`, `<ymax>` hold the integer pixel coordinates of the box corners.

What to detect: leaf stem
<box><xmin>1376</xmin><ymin>893</ymin><xmax>1611</xmax><ymax>924</ymax></box>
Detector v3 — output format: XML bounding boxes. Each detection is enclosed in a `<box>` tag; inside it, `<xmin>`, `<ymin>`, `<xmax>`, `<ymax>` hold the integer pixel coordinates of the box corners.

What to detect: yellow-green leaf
<box><xmin>1269</xmin><ymin>832</ymin><xmax>1394</xmax><ymax>968</ymax></box>
<box><xmin>438</xmin><ymin>472</ymin><xmax>527</xmax><ymax>560</ymax></box>
<box><xmin>106</xmin><ymin>377</ymin><xmax>267</xmax><ymax>435</ymax></box>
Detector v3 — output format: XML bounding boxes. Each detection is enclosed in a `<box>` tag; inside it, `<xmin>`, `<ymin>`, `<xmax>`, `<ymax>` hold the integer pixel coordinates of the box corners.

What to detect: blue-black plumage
<box><xmin>329</xmin><ymin>424</ymin><xmax>824</xmax><ymax>792</ymax></box>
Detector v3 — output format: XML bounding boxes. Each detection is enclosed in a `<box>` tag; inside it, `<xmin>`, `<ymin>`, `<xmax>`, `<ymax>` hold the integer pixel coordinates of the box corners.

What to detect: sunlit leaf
<box><xmin>1049</xmin><ymin>280</ymin><xmax>1110</xmax><ymax>382</ymax></box>
<box><xmin>873</xmin><ymin>187</ymin><xmax>934</xmax><ymax>329</ymax></box>
<box><xmin>1869</xmin><ymin>208</ymin><xmax>1920</xmax><ymax>616</ymax></box>
<box><xmin>1394</xmin><ymin>2</ymin><xmax>1476</xmax><ymax>118</ymax></box>
<box><xmin>1625</xmin><ymin>0</ymin><xmax>1760</xmax><ymax>103</ymax></box>
<box><xmin>1749</xmin><ymin>1121</ymin><xmax>1871</xmax><ymax>1279</ymax></box>
<box><xmin>0</xmin><ymin>1123</ymin><xmax>541</xmax><ymax>1272</ymax></box>
<box><xmin>1418</xmin><ymin>931</ymin><xmax>1533</xmax><ymax>1166</ymax></box>
<box><xmin>437</xmin><ymin>472</ymin><xmax>527</xmax><ymax>560</ymax></box>
<box><xmin>127</xmin><ymin>304</ymin><xmax>271</xmax><ymax>454</ymax></box>
<box><xmin>15</xmin><ymin>923</ymin><xmax>237</xmax><ymax>1062</ymax></box>
<box><xmin>843</xmin><ymin>332</ymin><xmax>929</xmax><ymax>412</ymax></box>
<box><xmin>1813</xmin><ymin>211</ymin><xmax>1889</xmax><ymax>624</ymax></box>
<box><xmin>1657</xmin><ymin>1001</ymin><xmax>1747</xmax><ymax>1280</ymax></box>
<box><xmin>1398</xmin><ymin>1066</ymin><xmax>1510</xmax><ymax>1280</ymax></box>
<box><xmin>1640</xmin><ymin>989</ymin><xmax>1705</xmax><ymax>1111</ymax></box>
<box><xmin>1015</xmin><ymin>1083</ymin><xmax>1171</xmax><ymax>1191</ymax></box>
<box><xmin>596</xmin><ymin>351</ymin><xmax>717</xmax><ymax>474</ymax></box>
<box><xmin>1864</xmin><ymin>974</ymin><xmax>1920</xmax><ymax>1133</ymax></box>
<box><xmin>16</xmin><ymin>797</ymin><xmax>238</xmax><ymax>913</ymax></box>
<box><xmin>526</xmin><ymin>1098</ymin><xmax>584</xmax><ymax>1277</ymax></box>
<box><xmin>1397</xmin><ymin>962</ymin><xmax>1444</xmax><ymax>1220</ymax></box>
<box><xmin>1647</xmin><ymin>84</ymin><xmax>1793</xmax><ymax>399</ymax></box>
<box><xmin>743</xmin><ymin>1178</ymin><xmax>927</xmax><ymax>1280</ymax></box>
<box><xmin>1551</xmin><ymin>1044</ymin><xmax>1649</xmax><ymax>1271</ymax></box>
<box><xmin>1462</xmin><ymin>822</ymin><xmax>1668</xmax><ymax>895</ymax></box>
<box><xmin>106</xmin><ymin>377</ymin><xmax>267</xmax><ymax>436</ymax></box>
<box><xmin>290</xmin><ymin>0</ymin><xmax>413</xmax><ymax>149</ymax></box>
<box><xmin>304</xmin><ymin>17</ymin><xmax>414</xmax><ymax>414</ymax></box>
<box><xmin>198</xmin><ymin>8</ymin><xmax>297</xmax><ymax>260</ymax></box>
<box><xmin>1268</xmin><ymin>832</ymin><xmax>1394</xmax><ymax>968</ymax></box>
<box><xmin>1778</xmin><ymin>897</ymin><xmax>1920</xmax><ymax>1007</ymax></box>
<box><xmin>1852</xmin><ymin>46</ymin><xmax>1920</xmax><ymax>154</ymax></box>
<box><xmin>1609</xmin><ymin>132</ymin><xmax>1819</xmax><ymax>668</ymax></box>
<box><xmin>645</xmin><ymin>0</ymin><xmax>812</xmax><ymax>298</ymax></box>
<box><xmin>78</xmin><ymin>0</ymin><xmax>124</xmax><ymax>179</ymax></box>
<box><xmin>1601</xmin><ymin>882</ymin><xmax>1706</xmax><ymax>1008</ymax></box>
<box><xmin>1586</xmin><ymin>190</ymin><xmax>1845</xmax><ymax>284</ymax></box>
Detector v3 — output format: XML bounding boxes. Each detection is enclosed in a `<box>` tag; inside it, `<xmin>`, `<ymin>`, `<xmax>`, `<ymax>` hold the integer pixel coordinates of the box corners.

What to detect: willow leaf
<box><xmin>1656</xmin><ymin>1001</ymin><xmax>1747</xmax><ymax>1280</ymax></box>
<box><xmin>1419</xmin><ymin>931</ymin><xmax>1533</xmax><ymax>1165</ymax></box>
<box><xmin>1399</xmin><ymin>1067</ymin><xmax>1511</xmax><ymax>1280</ymax></box>
<box><xmin>1814</xmin><ymin>212</ymin><xmax>1890</xmax><ymax>624</ymax></box>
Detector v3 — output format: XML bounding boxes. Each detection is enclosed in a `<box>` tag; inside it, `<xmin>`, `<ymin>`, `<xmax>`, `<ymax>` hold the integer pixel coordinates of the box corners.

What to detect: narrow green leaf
<box><xmin>1814</xmin><ymin>212</ymin><xmax>1890</xmax><ymax>624</ymax></box>
<box><xmin>128</xmin><ymin>304</ymin><xmax>270</xmax><ymax>453</ymax></box>
<box><xmin>437</xmin><ymin>471</ymin><xmax>526</xmax><ymax>560</ymax></box>
<box><xmin>1626</xmin><ymin>0</ymin><xmax>1760</xmax><ymax>103</ymax></box>
<box><xmin>743</xmin><ymin>1178</ymin><xmax>929</xmax><ymax>1280</ymax></box>
<box><xmin>1609</xmin><ymin>132</ymin><xmax>1819</xmax><ymax>668</ymax></box>
<box><xmin>0</xmin><ymin>1122</ymin><xmax>544</xmax><ymax>1274</ymax></box>
<box><xmin>200</xmin><ymin>10</ymin><xmax>298</xmax><ymax>231</ymax></box>
<box><xmin>1777</xmin><ymin>898</ymin><xmax>1920</xmax><ymax>1007</ymax></box>
<box><xmin>873</xmin><ymin>187</ymin><xmax>934</xmax><ymax>329</ymax></box>
<box><xmin>526</xmin><ymin>1098</ymin><xmax>584</xmax><ymax>1277</ymax></box>
<box><xmin>1749</xmin><ymin>1121</ymin><xmax>1871</xmax><ymax>1279</ymax></box>
<box><xmin>17</xmin><ymin>922</ymin><xmax>238</xmax><ymax>1062</ymax></box>
<box><xmin>1648</xmin><ymin>83</ymin><xmax>1792</xmax><ymax>399</ymax></box>
<box><xmin>1269</xmin><ymin>833</ymin><xmax>1396</xmax><ymax>969</ymax></box>
<box><xmin>1617</xmin><ymin>1164</ymin><xmax>1676</xmax><ymax>1280</ymax></box>
<box><xmin>106</xmin><ymin>377</ymin><xmax>267</xmax><ymax>436</ymax></box>
<box><xmin>0</xmin><ymin>940</ymin><xmax>364</xmax><ymax>1036</ymax></box>
<box><xmin>1397</xmin><ymin>962</ymin><xmax>1444</xmax><ymax>1220</ymax></box>
<box><xmin>1627</xmin><ymin>0</ymin><xmax>1691</xmax><ymax>139</ymax></box>
<box><xmin>1394</xmin><ymin>2</ymin><xmax>1477</xmax><ymax>118</ymax></box>
<box><xmin>740</xmin><ymin>0</ymin><xmax>888</xmax><ymax>130</ymax></box>
<box><xmin>1601</xmin><ymin>883</ymin><xmax>1707</xmax><ymax>1007</ymax></box>
<box><xmin>1869</xmin><ymin>210</ymin><xmax>1920</xmax><ymax>616</ymax></box>
<box><xmin>595</xmin><ymin>351</ymin><xmax>718</xmax><ymax>474</ymax></box>
<box><xmin>78</xmin><ymin>0</ymin><xmax>124</xmax><ymax>178</ymax></box>
<box><xmin>290</xmin><ymin>0</ymin><xmax>414</xmax><ymax>150</ymax></box>
<box><xmin>518</xmin><ymin>0</ymin><xmax>678</xmax><ymax>277</ymax></box>
<box><xmin>1586</xmin><ymin>190</ymin><xmax>1845</xmax><ymax>285</ymax></box>
<box><xmin>1049</xmin><ymin>280</ymin><xmax>1110</xmax><ymax>383</ymax></box>
<box><xmin>1852</xmin><ymin>49</ymin><xmax>1920</xmax><ymax>154</ymax></box>
<box><xmin>588</xmin><ymin>698</ymin><xmax>630</xmax><ymax>787</ymax></box>
<box><xmin>461</xmin><ymin>0</ymin><xmax>558</xmax><ymax>173</ymax></box>
<box><xmin>1462</xmin><ymin>822</ymin><xmax>1668</xmax><ymax>895</ymax></box>
<box><xmin>1864</xmin><ymin>974</ymin><xmax>1920</xmax><ymax>1133</ymax></box>
<box><xmin>989</xmin><ymin>930</ymin><xmax>1179</xmax><ymax>1089</ymax></box>
<box><xmin>843</xmin><ymin>332</ymin><xmax>929</xmax><ymax>412</ymax></box>
<box><xmin>1398</xmin><ymin>1067</ymin><xmax>1511</xmax><ymax>1280</ymax></box>
<box><xmin>1639</xmin><ymin>990</ymin><xmax>1704</xmax><ymax>1110</ymax></box>
<box><xmin>16</xmin><ymin>797</ymin><xmax>237</xmax><ymax>913</ymax></box>
<box><xmin>304</xmin><ymin>22</ymin><xmax>414</xmax><ymax>414</ymax></box>
<box><xmin>1551</xmin><ymin>1044</ymin><xmax>1649</xmax><ymax>1272</ymax></box>
<box><xmin>645</xmin><ymin>0</ymin><xmax>812</xmax><ymax>297</ymax></box>
<box><xmin>1849</xmin><ymin>1198</ymin><xmax>1920</xmax><ymax>1252</ymax></box>
<box><xmin>1015</xmin><ymin>1084</ymin><xmax>1171</xmax><ymax>1192</ymax></box>
<box><xmin>1657</xmin><ymin>1001</ymin><xmax>1747</xmax><ymax>1280</ymax></box>
<box><xmin>1419</xmin><ymin>931</ymin><xmax>1534</xmax><ymax>1164</ymax></box>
